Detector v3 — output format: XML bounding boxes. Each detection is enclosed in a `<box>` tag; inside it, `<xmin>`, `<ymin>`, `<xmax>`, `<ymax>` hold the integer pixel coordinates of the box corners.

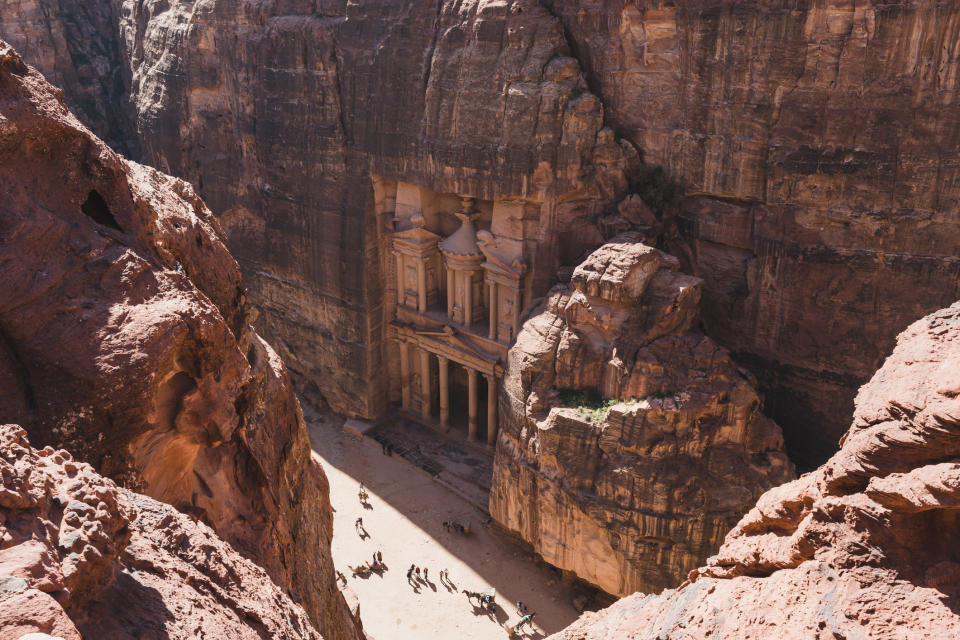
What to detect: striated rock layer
<box><xmin>490</xmin><ymin>233</ymin><xmax>794</xmax><ymax>597</ymax></box>
<box><xmin>3</xmin><ymin>2</ymin><xmax>960</xmax><ymax>467</ymax></box>
<box><xmin>0</xmin><ymin>41</ymin><xmax>357</xmax><ymax>640</ymax></box>
<box><xmin>549</xmin><ymin>301</ymin><xmax>960</xmax><ymax>639</ymax></box>
<box><xmin>0</xmin><ymin>0</ymin><xmax>639</xmax><ymax>419</ymax></box>
<box><xmin>542</xmin><ymin>0</ymin><xmax>960</xmax><ymax>466</ymax></box>
<box><xmin>0</xmin><ymin>423</ymin><xmax>321</xmax><ymax>640</ymax></box>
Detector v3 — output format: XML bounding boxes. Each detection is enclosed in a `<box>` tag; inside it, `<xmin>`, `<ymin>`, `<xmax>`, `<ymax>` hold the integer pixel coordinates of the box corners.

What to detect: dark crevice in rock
<box><xmin>81</xmin><ymin>189</ymin><xmax>123</xmax><ymax>231</ymax></box>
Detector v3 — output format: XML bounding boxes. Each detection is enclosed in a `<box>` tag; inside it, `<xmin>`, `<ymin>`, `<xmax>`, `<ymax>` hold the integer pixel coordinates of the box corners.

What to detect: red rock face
<box><xmin>491</xmin><ymin>234</ymin><xmax>794</xmax><ymax>596</ymax></box>
<box><xmin>0</xmin><ymin>424</ymin><xmax>323</xmax><ymax>640</ymax></box>
<box><xmin>0</xmin><ymin>41</ymin><xmax>358</xmax><ymax>640</ymax></box>
<box><xmin>542</xmin><ymin>0</ymin><xmax>960</xmax><ymax>467</ymax></box>
<box><xmin>4</xmin><ymin>1</ymin><xmax>958</xmax><ymax>469</ymax></box>
<box><xmin>550</xmin><ymin>301</ymin><xmax>960</xmax><ymax>639</ymax></box>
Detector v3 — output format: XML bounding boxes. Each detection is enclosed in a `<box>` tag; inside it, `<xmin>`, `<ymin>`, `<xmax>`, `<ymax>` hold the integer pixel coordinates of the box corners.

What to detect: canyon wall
<box><xmin>490</xmin><ymin>234</ymin><xmax>794</xmax><ymax>596</ymax></box>
<box><xmin>543</xmin><ymin>0</ymin><xmax>960</xmax><ymax>466</ymax></box>
<box><xmin>0</xmin><ymin>424</ymin><xmax>322</xmax><ymax>640</ymax></box>
<box><xmin>0</xmin><ymin>0</ymin><xmax>637</xmax><ymax>420</ymax></box>
<box><xmin>0</xmin><ymin>40</ymin><xmax>358</xmax><ymax>639</ymax></box>
<box><xmin>549</xmin><ymin>300</ymin><xmax>960</xmax><ymax>639</ymax></box>
<box><xmin>3</xmin><ymin>2</ymin><xmax>958</xmax><ymax>467</ymax></box>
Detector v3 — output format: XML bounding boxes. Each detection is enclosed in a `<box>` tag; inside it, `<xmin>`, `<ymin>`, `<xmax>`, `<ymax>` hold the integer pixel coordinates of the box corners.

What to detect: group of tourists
<box><xmin>340</xmin><ymin>478</ymin><xmax>541</xmax><ymax>637</ymax></box>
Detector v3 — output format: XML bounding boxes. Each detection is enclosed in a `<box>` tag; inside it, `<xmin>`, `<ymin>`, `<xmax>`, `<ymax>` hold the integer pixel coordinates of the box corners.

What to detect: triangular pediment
<box><xmin>393</xmin><ymin>225</ymin><xmax>441</xmax><ymax>247</ymax></box>
<box><xmin>412</xmin><ymin>327</ymin><xmax>499</xmax><ymax>372</ymax></box>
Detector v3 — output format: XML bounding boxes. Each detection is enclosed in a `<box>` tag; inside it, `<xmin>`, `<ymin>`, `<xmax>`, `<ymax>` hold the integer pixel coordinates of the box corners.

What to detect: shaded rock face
<box><xmin>490</xmin><ymin>233</ymin><xmax>794</xmax><ymax>597</ymax></box>
<box><xmin>549</xmin><ymin>301</ymin><xmax>960</xmax><ymax>640</ymax></box>
<box><xmin>0</xmin><ymin>424</ymin><xmax>322</xmax><ymax>640</ymax></box>
<box><xmin>2</xmin><ymin>2</ymin><xmax>958</xmax><ymax>467</ymax></box>
<box><xmin>541</xmin><ymin>0</ymin><xmax>960</xmax><ymax>467</ymax></box>
<box><xmin>0</xmin><ymin>42</ymin><xmax>357</xmax><ymax>640</ymax></box>
<box><xmin>0</xmin><ymin>0</ymin><xmax>641</xmax><ymax>419</ymax></box>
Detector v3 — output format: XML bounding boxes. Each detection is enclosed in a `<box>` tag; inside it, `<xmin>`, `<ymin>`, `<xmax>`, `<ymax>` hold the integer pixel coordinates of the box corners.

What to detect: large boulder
<box><xmin>490</xmin><ymin>233</ymin><xmax>794</xmax><ymax>596</ymax></box>
<box><xmin>550</xmin><ymin>301</ymin><xmax>960</xmax><ymax>639</ymax></box>
<box><xmin>0</xmin><ymin>40</ymin><xmax>357</xmax><ymax>639</ymax></box>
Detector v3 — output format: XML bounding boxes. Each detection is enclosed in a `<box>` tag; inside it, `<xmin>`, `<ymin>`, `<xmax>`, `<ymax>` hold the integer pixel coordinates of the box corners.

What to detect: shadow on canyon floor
<box><xmin>304</xmin><ymin>404</ymin><xmax>582</xmax><ymax>639</ymax></box>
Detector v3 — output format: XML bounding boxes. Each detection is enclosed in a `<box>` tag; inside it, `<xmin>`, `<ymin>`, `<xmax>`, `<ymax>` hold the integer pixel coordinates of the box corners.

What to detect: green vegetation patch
<box><xmin>556</xmin><ymin>388</ymin><xmax>620</xmax><ymax>425</ymax></box>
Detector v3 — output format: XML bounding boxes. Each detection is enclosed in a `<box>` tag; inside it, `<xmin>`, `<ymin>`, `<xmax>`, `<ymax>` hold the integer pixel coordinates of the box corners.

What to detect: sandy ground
<box><xmin>306</xmin><ymin>411</ymin><xmax>583</xmax><ymax>640</ymax></box>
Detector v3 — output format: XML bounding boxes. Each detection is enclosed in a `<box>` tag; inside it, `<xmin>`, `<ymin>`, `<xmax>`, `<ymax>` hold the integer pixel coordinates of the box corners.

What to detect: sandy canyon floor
<box><xmin>306</xmin><ymin>409</ymin><xmax>584</xmax><ymax>639</ymax></box>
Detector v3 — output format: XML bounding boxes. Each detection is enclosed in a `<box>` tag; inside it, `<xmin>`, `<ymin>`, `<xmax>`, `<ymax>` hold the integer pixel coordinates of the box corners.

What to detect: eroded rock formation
<box><xmin>3</xmin><ymin>2</ymin><xmax>960</xmax><ymax>468</ymax></box>
<box><xmin>542</xmin><ymin>0</ymin><xmax>960</xmax><ymax>466</ymax></box>
<box><xmin>490</xmin><ymin>233</ymin><xmax>794</xmax><ymax>597</ymax></box>
<box><xmin>0</xmin><ymin>423</ymin><xmax>322</xmax><ymax>640</ymax></box>
<box><xmin>549</xmin><ymin>301</ymin><xmax>960</xmax><ymax>639</ymax></box>
<box><xmin>0</xmin><ymin>41</ymin><xmax>357</xmax><ymax>639</ymax></box>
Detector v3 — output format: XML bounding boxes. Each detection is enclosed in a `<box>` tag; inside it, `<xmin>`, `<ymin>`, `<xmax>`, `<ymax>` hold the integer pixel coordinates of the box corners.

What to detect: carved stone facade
<box><xmin>377</xmin><ymin>178</ymin><xmax>538</xmax><ymax>446</ymax></box>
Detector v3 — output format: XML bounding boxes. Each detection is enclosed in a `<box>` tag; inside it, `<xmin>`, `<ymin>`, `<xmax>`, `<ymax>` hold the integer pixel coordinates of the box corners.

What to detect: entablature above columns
<box><xmin>391</xmin><ymin>321</ymin><xmax>503</xmax><ymax>378</ymax></box>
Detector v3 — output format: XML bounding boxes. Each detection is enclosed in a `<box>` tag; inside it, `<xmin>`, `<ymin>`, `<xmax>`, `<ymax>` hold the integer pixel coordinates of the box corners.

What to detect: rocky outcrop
<box><xmin>542</xmin><ymin>0</ymin><xmax>960</xmax><ymax>467</ymax></box>
<box><xmin>549</xmin><ymin>301</ymin><xmax>960</xmax><ymax>639</ymax></box>
<box><xmin>490</xmin><ymin>233</ymin><xmax>793</xmax><ymax>597</ymax></box>
<box><xmin>0</xmin><ymin>41</ymin><xmax>357</xmax><ymax>639</ymax></box>
<box><xmin>0</xmin><ymin>0</ymin><xmax>642</xmax><ymax>419</ymax></box>
<box><xmin>0</xmin><ymin>423</ymin><xmax>322</xmax><ymax>640</ymax></box>
<box><xmin>4</xmin><ymin>0</ymin><xmax>960</xmax><ymax>469</ymax></box>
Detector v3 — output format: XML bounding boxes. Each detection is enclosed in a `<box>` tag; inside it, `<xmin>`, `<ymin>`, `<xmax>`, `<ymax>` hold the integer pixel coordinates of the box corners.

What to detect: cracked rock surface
<box><xmin>549</xmin><ymin>301</ymin><xmax>960</xmax><ymax>639</ymax></box>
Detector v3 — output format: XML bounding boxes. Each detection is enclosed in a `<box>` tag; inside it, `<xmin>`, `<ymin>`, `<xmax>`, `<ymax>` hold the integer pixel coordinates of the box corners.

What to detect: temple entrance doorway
<box><xmin>446</xmin><ymin>362</ymin><xmax>489</xmax><ymax>443</ymax></box>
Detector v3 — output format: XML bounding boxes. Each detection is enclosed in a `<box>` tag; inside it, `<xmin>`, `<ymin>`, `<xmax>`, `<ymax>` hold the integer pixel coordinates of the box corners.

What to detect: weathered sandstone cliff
<box><xmin>3</xmin><ymin>1</ymin><xmax>959</xmax><ymax>468</ymax></box>
<box><xmin>0</xmin><ymin>423</ymin><xmax>322</xmax><ymax>640</ymax></box>
<box><xmin>542</xmin><ymin>0</ymin><xmax>960</xmax><ymax>466</ymax></box>
<box><xmin>0</xmin><ymin>41</ymin><xmax>357</xmax><ymax>639</ymax></box>
<box><xmin>490</xmin><ymin>233</ymin><xmax>794</xmax><ymax>597</ymax></box>
<box><xmin>549</xmin><ymin>301</ymin><xmax>960</xmax><ymax>639</ymax></box>
<box><xmin>0</xmin><ymin>0</ymin><xmax>639</xmax><ymax>419</ymax></box>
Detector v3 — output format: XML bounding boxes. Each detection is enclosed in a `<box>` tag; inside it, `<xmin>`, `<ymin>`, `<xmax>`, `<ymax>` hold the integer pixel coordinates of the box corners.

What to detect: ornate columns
<box><xmin>467</xmin><ymin>367</ymin><xmax>478</xmax><ymax>442</ymax></box>
<box><xmin>488</xmin><ymin>281</ymin><xmax>498</xmax><ymax>339</ymax></box>
<box><xmin>395</xmin><ymin>253</ymin><xmax>404</xmax><ymax>307</ymax></box>
<box><xmin>419</xmin><ymin>348</ymin><xmax>431</xmax><ymax>419</ymax></box>
<box><xmin>438</xmin><ymin>355</ymin><xmax>450</xmax><ymax>430</ymax></box>
<box><xmin>399</xmin><ymin>341</ymin><xmax>410</xmax><ymax>410</ymax></box>
<box><xmin>417</xmin><ymin>261</ymin><xmax>427</xmax><ymax>313</ymax></box>
<box><xmin>446</xmin><ymin>267</ymin><xmax>455</xmax><ymax>317</ymax></box>
<box><xmin>485</xmin><ymin>374</ymin><xmax>498</xmax><ymax>446</ymax></box>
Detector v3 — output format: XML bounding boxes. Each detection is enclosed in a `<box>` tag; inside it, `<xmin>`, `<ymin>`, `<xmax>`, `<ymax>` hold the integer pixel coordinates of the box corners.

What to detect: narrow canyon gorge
<box><xmin>0</xmin><ymin>0</ymin><xmax>959</xmax><ymax>638</ymax></box>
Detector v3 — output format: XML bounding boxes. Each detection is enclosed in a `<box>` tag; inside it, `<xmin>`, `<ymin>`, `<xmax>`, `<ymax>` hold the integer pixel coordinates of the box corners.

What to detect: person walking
<box><xmin>415</xmin><ymin>566</ymin><xmax>421</xmax><ymax>579</ymax></box>
<box><xmin>423</xmin><ymin>567</ymin><xmax>429</xmax><ymax>580</ymax></box>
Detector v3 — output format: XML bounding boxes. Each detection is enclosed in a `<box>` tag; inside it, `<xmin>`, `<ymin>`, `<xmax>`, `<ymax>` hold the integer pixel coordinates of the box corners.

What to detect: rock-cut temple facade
<box><xmin>377</xmin><ymin>179</ymin><xmax>539</xmax><ymax>447</ymax></box>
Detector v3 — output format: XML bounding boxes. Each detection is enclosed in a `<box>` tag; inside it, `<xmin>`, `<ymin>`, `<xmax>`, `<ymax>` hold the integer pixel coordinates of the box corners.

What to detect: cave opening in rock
<box><xmin>81</xmin><ymin>189</ymin><xmax>123</xmax><ymax>231</ymax></box>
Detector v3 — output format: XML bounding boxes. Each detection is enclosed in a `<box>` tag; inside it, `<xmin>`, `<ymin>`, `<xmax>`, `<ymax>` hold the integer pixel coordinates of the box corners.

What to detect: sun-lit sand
<box><xmin>306</xmin><ymin>410</ymin><xmax>583</xmax><ymax>640</ymax></box>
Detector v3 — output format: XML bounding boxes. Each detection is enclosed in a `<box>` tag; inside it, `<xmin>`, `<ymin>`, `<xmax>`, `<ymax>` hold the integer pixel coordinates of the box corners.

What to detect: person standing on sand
<box><xmin>423</xmin><ymin>567</ymin><xmax>428</xmax><ymax>580</ymax></box>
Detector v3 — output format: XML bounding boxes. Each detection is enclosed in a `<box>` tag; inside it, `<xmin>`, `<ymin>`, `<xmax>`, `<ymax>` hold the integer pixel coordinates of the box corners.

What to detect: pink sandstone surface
<box><xmin>0</xmin><ymin>40</ymin><xmax>358</xmax><ymax>640</ymax></box>
<box><xmin>548</xmin><ymin>301</ymin><xmax>960</xmax><ymax>639</ymax></box>
<box><xmin>491</xmin><ymin>233</ymin><xmax>794</xmax><ymax>597</ymax></box>
<box><xmin>0</xmin><ymin>423</ymin><xmax>322</xmax><ymax>640</ymax></box>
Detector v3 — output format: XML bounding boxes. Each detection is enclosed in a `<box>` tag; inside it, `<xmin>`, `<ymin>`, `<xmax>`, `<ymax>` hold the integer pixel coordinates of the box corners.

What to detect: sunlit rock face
<box><xmin>3</xmin><ymin>1</ymin><xmax>959</xmax><ymax>469</ymax></box>
<box><xmin>540</xmin><ymin>0</ymin><xmax>960</xmax><ymax>467</ymax></box>
<box><xmin>490</xmin><ymin>234</ymin><xmax>794</xmax><ymax>597</ymax></box>
<box><xmin>548</xmin><ymin>301</ymin><xmax>960</xmax><ymax>640</ymax></box>
<box><xmin>0</xmin><ymin>424</ymin><xmax>322</xmax><ymax>640</ymax></box>
<box><xmin>0</xmin><ymin>40</ymin><xmax>358</xmax><ymax>640</ymax></box>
